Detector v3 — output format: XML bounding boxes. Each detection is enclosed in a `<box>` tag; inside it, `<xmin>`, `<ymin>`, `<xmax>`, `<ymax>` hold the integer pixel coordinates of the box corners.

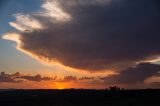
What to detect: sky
<box><xmin>0</xmin><ymin>0</ymin><xmax>160</xmax><ymax>89</ymax></box>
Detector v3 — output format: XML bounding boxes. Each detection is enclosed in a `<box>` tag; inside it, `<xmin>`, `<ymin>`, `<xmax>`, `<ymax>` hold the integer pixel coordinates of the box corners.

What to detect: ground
<box><xmin>0</xmin><ymin>89</ymin><xmax>160</xmax><ymax>106</ymax></box>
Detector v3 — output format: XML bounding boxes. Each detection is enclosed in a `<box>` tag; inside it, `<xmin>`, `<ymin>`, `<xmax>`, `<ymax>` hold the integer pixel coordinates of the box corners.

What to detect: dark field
<box><xmin>0</xmin><ymin>89</ymin><xmax>160</xmax><ymax>106</ymax></box>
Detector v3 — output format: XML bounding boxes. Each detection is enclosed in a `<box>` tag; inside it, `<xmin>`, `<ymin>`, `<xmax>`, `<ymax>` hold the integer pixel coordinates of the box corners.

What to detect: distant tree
<box><xmin>109</xmin><ymin>86</ymin><xmax>121</xmax><ymax>91</ymax></box>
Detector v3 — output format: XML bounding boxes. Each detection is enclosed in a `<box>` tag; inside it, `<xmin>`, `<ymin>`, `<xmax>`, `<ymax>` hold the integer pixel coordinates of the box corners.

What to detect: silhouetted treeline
<box><xmin>0</xmin><ymin>89</ymin><xmax>160</xmax><ymax>106</ymax></box>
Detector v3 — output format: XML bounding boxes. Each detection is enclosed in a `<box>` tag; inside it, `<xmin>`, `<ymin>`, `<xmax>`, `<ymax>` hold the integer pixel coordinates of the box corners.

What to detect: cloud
<box><xmin>0</xmin><ymin>72</ymin><xmax>22</xmax><ymax>83</ymax></box>
<box><xmin>100</xmin><ymin>63</ymin><xmax>160</xmax><ymax>85</ymax></box>
<box><xmin>151</xmin><ymin>82</ymin><xmax>160</xmax><ymax>88</ymax></box>
<box><xmin>145</xmin><ymin>75</ymin><xmax>160</xmax><ymax>85</ymax></box>
<box><xmin>0</xmin><ymin>72</ymin><xmax>54</xmax><ymax>83</ymax></box>
<box><xmin>9</xmin><ymin>14</ymin><xmax>43</xmax><ymax>32</ymax></box>
<box><xmin>2</xmin><ymin>0</ymin><xmax>160</xmax><ymax>71</ymax></box>
<box><xmin>60</xmin><ymin>76</ymin><xmax>95</xmax><ymax>82</ymax></box>
<box><xmin>62</xmin><ymin>76</ymin><xmax>77</xmax><ymax>82</ymax></box>
<box><xmin>79</xmin><ymin>77</ymin><xmax>94</xmax><ymax>80</ymax></box>
<box><xmin>17</xmin><ymin>74</ymin><xmax>55</xmax><ymax>82</ymax></box>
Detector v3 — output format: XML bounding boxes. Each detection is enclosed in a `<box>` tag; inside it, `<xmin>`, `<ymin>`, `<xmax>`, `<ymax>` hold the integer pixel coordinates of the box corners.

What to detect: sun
<box><xmin>55</xmin><ymin>83</ymin><xmax>68</xmax><ymax>89</ymax></box>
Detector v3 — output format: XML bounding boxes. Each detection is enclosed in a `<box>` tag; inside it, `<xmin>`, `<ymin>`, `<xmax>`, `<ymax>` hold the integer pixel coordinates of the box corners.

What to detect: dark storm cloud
<box><xmin>4</xmin><ymin>0</ymin><xmax>160</xmax><ymax>71</ymax></box>
<box><xmin>100</xmin><ymin>63</ymin><xmax>160</xmax><ymax>84</ymax></box>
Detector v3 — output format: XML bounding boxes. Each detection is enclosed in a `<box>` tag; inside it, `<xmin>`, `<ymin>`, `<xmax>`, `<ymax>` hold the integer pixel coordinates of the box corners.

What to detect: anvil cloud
<box><xmin>2</xmin><ymin>0</ymin><xmax>160</xmax><ymax>71</ymax></box>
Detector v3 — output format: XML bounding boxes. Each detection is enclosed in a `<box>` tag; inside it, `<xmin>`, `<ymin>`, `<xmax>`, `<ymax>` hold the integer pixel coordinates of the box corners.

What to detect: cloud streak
<box><xmin>0</xmin><ymin>72</ymin><xmax>22</xmax><ymax>83</ymax></box>
<box><xmin>0</xmin><ymin>72</ymin><xmax>54</xmax><ymax>83</ymax></box>
<box><xmin>17</xmin><ymin>74</ymin><xmax>55</xmax><ymax>82</ymax></box>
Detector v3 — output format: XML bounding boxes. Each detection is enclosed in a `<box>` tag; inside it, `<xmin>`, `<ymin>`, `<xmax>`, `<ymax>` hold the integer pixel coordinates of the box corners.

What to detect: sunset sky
<box><xmin>0</xmin><ymin>0</ymin><xmax>160</xmax><ymax>89</ymax></box>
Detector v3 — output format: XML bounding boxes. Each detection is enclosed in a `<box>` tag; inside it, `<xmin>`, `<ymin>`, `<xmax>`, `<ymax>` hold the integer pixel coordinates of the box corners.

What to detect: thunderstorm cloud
<box><xmin>2</xmin><ymin>0</ymin><xmax>160</xmax><ymax>71</ymax></box>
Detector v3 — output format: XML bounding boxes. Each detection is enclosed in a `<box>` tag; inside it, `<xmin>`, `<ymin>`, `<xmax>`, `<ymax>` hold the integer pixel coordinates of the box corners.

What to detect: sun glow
<box><xmin>55</xmin><ymin>82</ymin><xmax>68</xmax><ymax>89</ymax></box>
